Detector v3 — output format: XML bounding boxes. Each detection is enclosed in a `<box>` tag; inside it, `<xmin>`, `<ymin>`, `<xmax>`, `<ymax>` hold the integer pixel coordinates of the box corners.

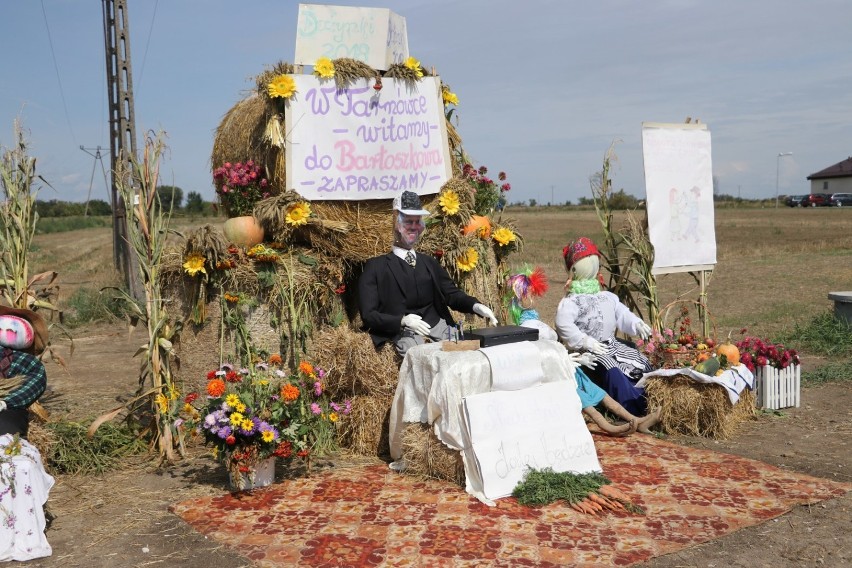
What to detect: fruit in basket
<box><xmin>696</xmin><ymin>351</ymin><xmax>711</xmax><ymax>363</ymax></box>
<box><xmin>704</xmin><ymin>337</ymin><xmax>716</xmax><ymax>348</ymax></box>
<box><xmin>694</xmin><ymin>355</ymin><xmax>720</xmax><ymax>376</ymax></box>
<box><xmin>716</xmin><ymin>341</ymin><xmax>740</xmax><ymax>366</ymax></box>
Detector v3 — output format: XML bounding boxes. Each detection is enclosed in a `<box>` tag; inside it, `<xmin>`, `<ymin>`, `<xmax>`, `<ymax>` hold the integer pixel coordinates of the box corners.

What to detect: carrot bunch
<box><xmin>511</xmin><ymin>467</ymin><xmax>644</xmax><ymax>516</ymax></box>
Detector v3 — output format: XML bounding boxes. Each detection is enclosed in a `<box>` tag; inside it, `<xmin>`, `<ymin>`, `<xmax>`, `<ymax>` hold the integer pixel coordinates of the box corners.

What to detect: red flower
<box><xmin>297</xmin><ymin>449</ymin><xmax>310</xmax><ymax>458</ymax></box>
<box><xmin>206</xmin><ymin>370</ymin><xmax>217</xmax><ymax>380</ymax></box>
<box><xmin>226</xmin><ymin>435</ymin><xmax>236</xmax><ymax>446</ymax></box>
<box><xmin>334</xmin><ymin>283</ymin><xmax>346</xmax><ymax>294</ymax></box>
<box><xmin>225</xmin><ymin>370</ymin><xmax>241</xmax><ymax>383</ymax></box>
<box><xmin>185</xmin><ymin>392</ymin><xmax>199</xmax><ymax>404</ymax></box>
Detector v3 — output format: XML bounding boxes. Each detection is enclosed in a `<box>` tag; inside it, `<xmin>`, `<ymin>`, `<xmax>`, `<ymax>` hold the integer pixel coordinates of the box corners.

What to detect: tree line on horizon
<box><xmin>36</xmin><ymin>186</ymin><xmax>217</xmax><ymax>217</ymax></box>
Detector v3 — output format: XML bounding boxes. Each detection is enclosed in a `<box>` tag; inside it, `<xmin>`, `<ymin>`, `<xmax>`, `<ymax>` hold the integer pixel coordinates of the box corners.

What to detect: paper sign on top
<box><xmin>285</xmin><ymin>75</ymin><xmax>451</xmax><ymax>201</ymax></box>
<box><xmin>295</xmin><ymin>4</ymin><xmax>409</xmax><ymax>70</ymax></box>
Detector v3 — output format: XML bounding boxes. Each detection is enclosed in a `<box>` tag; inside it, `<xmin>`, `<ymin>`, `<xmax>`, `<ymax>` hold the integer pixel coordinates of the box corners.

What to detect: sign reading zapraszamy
<box><xmin>285</xmin><ymin>75</ymin><xmax>451</xmax><ymax>201</ymax></box>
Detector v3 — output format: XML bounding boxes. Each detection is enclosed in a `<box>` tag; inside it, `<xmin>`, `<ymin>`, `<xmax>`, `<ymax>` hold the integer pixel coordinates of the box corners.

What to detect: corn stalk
<box><xmin>108</xmin><ymin>133</ymin><xmax>181</xmax><ymax>464</ymax></box>
<box><xmin>0</xmin><ymin>120</ymin><xmax>69</xmax><ymax>371</ymax></box>
<box><xmin>591</xmin><ymin>142</ymin><xmax>660</xmax><ymax>329</ymax></box>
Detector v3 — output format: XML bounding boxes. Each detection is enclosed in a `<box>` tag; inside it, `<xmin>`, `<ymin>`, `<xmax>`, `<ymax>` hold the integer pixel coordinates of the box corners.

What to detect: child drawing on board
<box><xmin>682</xmin><ymin>185</ymin><xmax>702</xmax><ymax>242</ymax></box>
<box><xmin>505</xmin><ymin>267</ymin><xmax>656</xmax><ymax>436</ymax></box>
<box><xmin>668</xmin><ymin>187</ymin><xmax>684</xmax><ymax>242</ymax></box>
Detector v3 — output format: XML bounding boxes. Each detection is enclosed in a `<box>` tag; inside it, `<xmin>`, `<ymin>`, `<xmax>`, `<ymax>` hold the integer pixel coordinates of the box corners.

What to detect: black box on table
<box><xmin>466</xmin><ymin>325</ymin><xmax>539</xmax><ymax>347</ymax></box>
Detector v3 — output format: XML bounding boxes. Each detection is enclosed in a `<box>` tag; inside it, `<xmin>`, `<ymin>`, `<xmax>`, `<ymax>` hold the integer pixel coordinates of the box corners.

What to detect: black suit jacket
<box><xmin>358</xmin><ymin>252</ymin><xmax>480</xmax><ymax>348</ymax></box>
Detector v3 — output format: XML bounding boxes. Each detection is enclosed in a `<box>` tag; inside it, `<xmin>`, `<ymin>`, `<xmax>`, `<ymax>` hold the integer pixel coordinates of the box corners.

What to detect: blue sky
<box><xmin>2</xmin><ymin>0</ymin><xmax>850</xmax><ymax>206</ymax></box>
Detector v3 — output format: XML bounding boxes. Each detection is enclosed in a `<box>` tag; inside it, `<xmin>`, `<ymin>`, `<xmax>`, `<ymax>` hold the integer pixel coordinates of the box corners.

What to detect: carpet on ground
<box><xmin>171</xmin><ymin>433</ymin><xmax>850</xmax><ymax>567</ymax></box>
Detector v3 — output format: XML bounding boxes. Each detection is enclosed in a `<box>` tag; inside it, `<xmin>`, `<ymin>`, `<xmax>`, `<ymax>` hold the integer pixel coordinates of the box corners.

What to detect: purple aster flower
<box><xmin>310</xmin><ymin>403</ymin><xmax>322</xmax><ymax>415</ymax></box>
<box><xmin>330</xmin><ymin>402</ymin><xmax>340</xmax><ymax>412</ymax></box>
<box><xmin>217</xmin><ymin>426</ymin><xmax>232</xmax><ymax>439</ymax></box>
<box><xmin>314</xmin><ymin>381</ymin><xmax>323</xmax><ymax>396</ymax></box>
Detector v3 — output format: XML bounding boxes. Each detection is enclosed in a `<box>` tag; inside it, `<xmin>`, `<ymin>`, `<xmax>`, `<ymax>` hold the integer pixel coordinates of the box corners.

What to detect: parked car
<box><xmin>805</xmin><ymin>193</ymin><xmax>830</xmax><ymax>207</ymax></box>
<box><xmin>784</xmin><ymin>195</ymin><xmax>807</xmax><ymax>207</ymax></box>
<box><xmin>829</xmin><ymin>193</ymin><xmax>852</xmax><ymax>207</ymax></box>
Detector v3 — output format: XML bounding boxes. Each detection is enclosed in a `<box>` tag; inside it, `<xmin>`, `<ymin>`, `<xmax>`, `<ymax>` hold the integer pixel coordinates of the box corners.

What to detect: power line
<box><xmin>135</xmin><ymin>0</ymin><xmax>160</xmax><ymax>97</ymax></box>
<box><xmin>40</xmin><ymin>0</ymin><xmax>77</xmax><ymax>145</ymax></box>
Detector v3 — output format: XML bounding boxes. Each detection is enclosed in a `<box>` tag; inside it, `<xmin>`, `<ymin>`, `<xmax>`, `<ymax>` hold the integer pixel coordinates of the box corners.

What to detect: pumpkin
<box><xmin>461</xmin><ymin>215</ymin><xmax>492</xmax><ymax>239</ymax></box>
<box><xmin>716</xmin><ymin>342</ymin><xmax>740</xmax><ymax>366</ymax></box>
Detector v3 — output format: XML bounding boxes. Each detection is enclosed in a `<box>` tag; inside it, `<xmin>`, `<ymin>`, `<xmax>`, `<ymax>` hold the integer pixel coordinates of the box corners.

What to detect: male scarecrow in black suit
<box><xmin>358</xmin><ymin>191</ymin><xmax>498</xmax><ymax>357</ymax></box>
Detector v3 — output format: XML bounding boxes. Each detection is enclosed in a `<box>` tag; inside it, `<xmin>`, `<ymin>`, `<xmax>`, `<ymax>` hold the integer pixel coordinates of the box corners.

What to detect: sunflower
<box><xmin>268</xmin><ymin>74</ymin><xmax>297</xmax><ymax>99</ymax></box>
<box><xmin>261</xmin><ymin>430</ymin><xmax>276</xmax><ymax>443</ymax></box>
<box><xmin>154</xmin><ymin>393</ymin><xmax>169</xmax><ymax>414</ymax></box>
<box><xmin>182</xmin><ymin>253</ymin><xmax>206</xmax><ymax>276</ymax></box>
<box><xmin>285</xmin><ymin>201</ymin><xmax>312</xmax><ymax>226</ymax></box>
<box><xmin>456</xmin><ymin>247</ymin><xmax>479</xmax><ymax>272</ymax></box>
<box><xmin>442</xmin><ymin>88</ymin><xmax>459</xmax><ymax>106</ymax></box>
<box><xmin>313</xmin><ymin>57</ymin><xmax>335</xmax><ymax>79</ymax></box>
<box><xmin>439</xmin><ymin>189</ymin><xmax>461</xmax><ymax>215</ymax></box>
<box><xmin>492</xmin><ymin>227</ymin><xmax>517</xmax><ymax>246</ymax></box>
<box><xmin>404</xmin><ymin>56</ymin><xmax>424</xmax><ymax>78</ymax></box>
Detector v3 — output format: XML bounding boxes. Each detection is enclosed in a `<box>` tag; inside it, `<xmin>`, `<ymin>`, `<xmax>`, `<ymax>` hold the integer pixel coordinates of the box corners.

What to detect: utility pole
<box><xmin>102</xmin><ymin>0</ymin><xmax>142</xmax><ymax>300</ymax></box>
<box><xmin>550</xmin><ymin>185</ymin><xmax>554</xmax><ymax>207</ymax></box>
<box><xmin>79</xmin><ymin>145</ymin><xmax>110</xmax><ymax>217</ymax></box>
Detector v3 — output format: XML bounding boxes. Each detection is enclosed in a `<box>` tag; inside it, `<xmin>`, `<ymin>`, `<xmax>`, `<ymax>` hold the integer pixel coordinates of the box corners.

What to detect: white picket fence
<box><xmin>753</xmin><ymin>364</ymin><xmax>800</xmax><ymax>409</ymax></box>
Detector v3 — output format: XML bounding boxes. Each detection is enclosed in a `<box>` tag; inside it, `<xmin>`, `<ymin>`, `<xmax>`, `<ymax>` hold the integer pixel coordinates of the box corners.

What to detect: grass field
<box><xmin>503</xmin><ymin>206</ymin><xmax>852</xmax><ymax>343</ymax></box>
<box><xmin>32</xmin><ymin>206</ymin><xmax>851</xmax><ymax>355</ymax></box>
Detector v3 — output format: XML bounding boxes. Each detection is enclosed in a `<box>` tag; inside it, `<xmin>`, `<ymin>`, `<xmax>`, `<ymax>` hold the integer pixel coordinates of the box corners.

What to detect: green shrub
<box><xmin>802</xmin><ymin>361</ymin><xmax>852</xmax><ymax>385</ymax></box>
<box><xmin>65</xmin><ymin>286</ymin><xmax>127</xmax><ymax>326</ymax></box>
<box><xmin>779</xmin><ymin>311</ymin><xmax>852</xmax><ymax>357</ymax></box>
<box><xmin>36</xmin><ymin>216</ymin><xmax>112</xmax><ymax>234</ymax></box>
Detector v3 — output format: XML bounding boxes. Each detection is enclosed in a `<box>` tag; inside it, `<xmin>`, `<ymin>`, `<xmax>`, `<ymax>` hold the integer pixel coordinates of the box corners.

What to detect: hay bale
<box><xmin>644</xmin><ymin>375</ymin><xmax>756</xmax><ymax>439</ymax></box>
<box><xmin>25</xmin><ymin>422</ymin><xmax>55</xmax><ymax>461</ymax></box>
<box><xmin>400</xmin><ymin>422</ymin><xmax>464</xmax><ymax>486</ymax></box>
<box><xmin>308</xmin><ymin>325</ymin><xmax>399</xmax><ymax>399</ymax></box>
<box><xmin>336</xmin><ymin>393</ymin><xmax>394</xmax><ymax>458</ymax></box>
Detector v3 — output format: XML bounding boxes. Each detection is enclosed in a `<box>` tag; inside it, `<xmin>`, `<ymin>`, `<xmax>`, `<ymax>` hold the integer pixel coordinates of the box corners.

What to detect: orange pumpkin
<box><xmin>461</xmin><ymin>215</ymin><xmax>492</xmax><ymax>239</ymax></box>
<box><xmin>716</xmin><ymin>342</ymin><xmax>740</xmax><ymax>366</ymax></box>
<box><xmin>696</xmin><ymin>352</ymin><xmax>711</xmax><ymax>363</ymax></box>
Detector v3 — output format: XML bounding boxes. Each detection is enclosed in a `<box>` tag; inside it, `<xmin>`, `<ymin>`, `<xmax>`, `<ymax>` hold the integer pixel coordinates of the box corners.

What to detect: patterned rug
<box><xmin>171</xmin><ymin>434</ymin><xmax>850</xmax><ymax>567</ymax></box>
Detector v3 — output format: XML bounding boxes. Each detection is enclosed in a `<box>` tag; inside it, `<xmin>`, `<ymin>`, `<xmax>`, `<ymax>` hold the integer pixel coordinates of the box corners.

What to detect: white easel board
<box><xmin>642</xmin><ymin>122</ymin><xmax>717</xmax><ymax>274</ymax></box>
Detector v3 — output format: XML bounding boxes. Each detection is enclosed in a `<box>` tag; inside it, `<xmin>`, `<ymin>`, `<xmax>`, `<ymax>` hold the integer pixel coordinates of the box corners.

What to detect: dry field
<box><xmin>21</xmin><ymin>206</ymin><xmax>852</xmax><ymax>567</ymax></box>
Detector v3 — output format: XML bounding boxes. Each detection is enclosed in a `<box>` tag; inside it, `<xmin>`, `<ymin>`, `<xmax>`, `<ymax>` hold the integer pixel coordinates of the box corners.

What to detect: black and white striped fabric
<box><xmin>593</xmin><ymin>337</ymin><xmax>654</xmax><ymax>380</ymax></box>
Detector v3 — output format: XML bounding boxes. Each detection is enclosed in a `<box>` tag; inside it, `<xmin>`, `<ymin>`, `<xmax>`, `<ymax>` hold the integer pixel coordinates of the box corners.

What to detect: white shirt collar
<box><xmin>392</xmin><ymin>246</ymin><xmax>415</xmax><ymax>261</ymax></box>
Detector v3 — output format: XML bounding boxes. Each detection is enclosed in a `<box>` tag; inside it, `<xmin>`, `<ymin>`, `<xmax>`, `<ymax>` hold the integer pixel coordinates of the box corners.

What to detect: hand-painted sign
<box><xmin>295</xmin><ymin>4</ymin><xmax>409</xmax><ymax>70</ymax></box>
<box><xmin>285</xmin><ymin>75</ymin><xmax>451</xmax><ymax>200</ymax></box>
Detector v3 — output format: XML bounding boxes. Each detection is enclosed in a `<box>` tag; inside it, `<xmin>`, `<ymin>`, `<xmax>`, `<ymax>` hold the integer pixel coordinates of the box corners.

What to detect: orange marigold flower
<box><xmin>299</xmin><ymin>361</ymin><xmax>314</xmax><ymax>375</ymax></box>
<box><xmin>207</xmin><ymin>379</ymin><xmax>226</xmax><ymax>397</ymax></box>
<box><xmin>281</xmin><ymin>383</ymin><xmax>300</xmax><ymax>402</ymax></box>
<box><xmin>268</xmin><ymin>353</ymin><xmax>283</xmax><ymax>365</ymax></box>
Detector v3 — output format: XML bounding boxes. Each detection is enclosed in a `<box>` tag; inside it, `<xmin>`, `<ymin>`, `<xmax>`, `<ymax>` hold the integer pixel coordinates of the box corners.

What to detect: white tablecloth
<box><xmin>388</xmin><ymin>339</ymin><xmax>580</xmax><ymax>459</ymax></box>
<box><xmin>0</xmin><ymin>434</ymin><xmax>54</xmax><ymax>562</ymax></box>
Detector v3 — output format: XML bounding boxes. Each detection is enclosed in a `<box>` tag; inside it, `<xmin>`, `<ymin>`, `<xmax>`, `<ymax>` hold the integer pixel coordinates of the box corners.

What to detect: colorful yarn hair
<box><xmin>505</xmin><ymin>266</ymin><xmax>549</xmax><ymax>324</ymax></box>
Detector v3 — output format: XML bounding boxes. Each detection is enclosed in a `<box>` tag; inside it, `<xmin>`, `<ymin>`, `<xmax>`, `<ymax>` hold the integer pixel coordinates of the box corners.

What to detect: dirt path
<box><xmin>20</xmin><ymin>323</ymin><xmax>850</xmax><ymax>567</ymax></box>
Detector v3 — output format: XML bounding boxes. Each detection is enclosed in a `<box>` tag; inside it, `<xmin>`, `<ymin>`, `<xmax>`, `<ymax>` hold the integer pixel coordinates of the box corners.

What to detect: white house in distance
<box><xmin>806</xmin><ymin>157</ymin><xmax>852</xmax><ymax>195</ymax></box>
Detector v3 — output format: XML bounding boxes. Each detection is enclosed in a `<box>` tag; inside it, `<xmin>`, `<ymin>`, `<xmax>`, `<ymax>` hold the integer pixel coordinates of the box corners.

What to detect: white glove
<box><xmin>400</xmin><ymin>314</ymin><xmax>431</xmax><ymax>336</ymax></box>
<box><xmin>472</xmin><ymin>303</ymin><xmax>498</xmax><ymax>326</ymax></box>
<box><xmin>583</xmin><ymin>337</ymin><xmax>607</xmax><ymax>356</ymax></box>
<box><xmin>0</xmin><ymin>400</ymin><xmax>6</xmax><ymax>412</ymax></box>
<box><xmin>634</xmin><ymin>321</ymin><xmax>652</xmax><ymax>340</ymax></box>
<box><xmin>567</xmin><ymin>351</ymin><xmax>598</xmax><ymax>367</ymax></box>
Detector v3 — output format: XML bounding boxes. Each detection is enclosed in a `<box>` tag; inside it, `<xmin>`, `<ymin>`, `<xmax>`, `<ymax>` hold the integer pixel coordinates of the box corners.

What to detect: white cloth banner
<box><xmin>642</xmin><ymin>123</ymin><xmax>717</xmax><ymax>272</ymax></box>
<box><xmin>636</xmin><ymin>364</ymin><xmax>754</xmax><ymax>405</ymax></box>
<box><xmin>461</xmin><ymin>382</ymin><xmax>602</xmax><ymax>502</ymax></box>
<box><xmin>285</xmin><ymin>75</ymin><xmax>452</xmax><ymax>200</ymax></box>
<box><xmin>0</xmin><ymin>434</ymin><xmax>54</xmax><ymax>562</ymax></box>
<box><xmin>481</xmin><ymin>342</ymin><xmax>544</xmax><ymax>392</ymax></box>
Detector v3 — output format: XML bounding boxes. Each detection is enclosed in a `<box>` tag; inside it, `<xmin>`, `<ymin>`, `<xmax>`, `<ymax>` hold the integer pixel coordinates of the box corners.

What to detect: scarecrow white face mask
<box><xmin>394</xmin><ymin>212</ymin><xmax>425</xmax><ymax>250</ymax></box>
<box><xmin>0</xmin><ymin>315</ymin><xmax>35</xmax><ymax>351</ymax></box>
